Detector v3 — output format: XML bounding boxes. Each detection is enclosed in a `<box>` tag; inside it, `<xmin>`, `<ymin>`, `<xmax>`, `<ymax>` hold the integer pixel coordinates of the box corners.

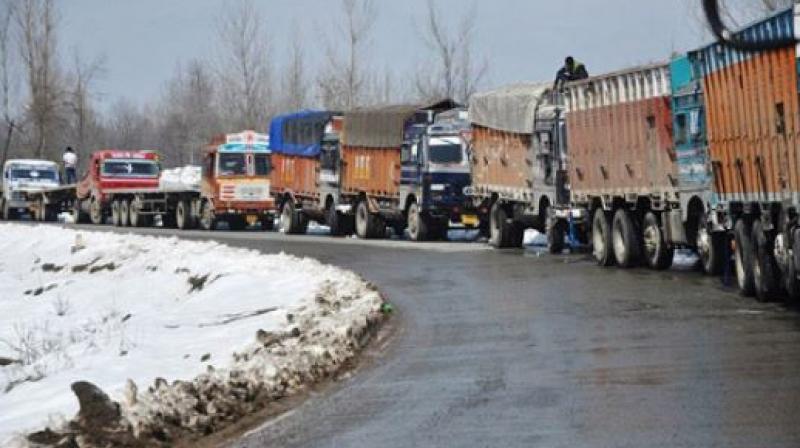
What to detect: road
<box><xmin>73</xmin><ymin>225</ymin><xmax>800</xmax><ymax>447</ymax></box>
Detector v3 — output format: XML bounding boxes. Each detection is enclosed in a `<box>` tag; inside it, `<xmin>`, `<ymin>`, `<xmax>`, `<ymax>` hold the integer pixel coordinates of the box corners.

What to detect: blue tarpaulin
<box><xmin>269</xmin><ymin>111</ymin><xmax>333</xmax><ymax>157</ymax></box>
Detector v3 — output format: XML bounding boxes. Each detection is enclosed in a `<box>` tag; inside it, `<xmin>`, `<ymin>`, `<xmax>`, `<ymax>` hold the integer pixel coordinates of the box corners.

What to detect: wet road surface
<box><xmin>69</xmin><ymin>226</ymin><xmax>800</xmax><ymax>447</ymax></box>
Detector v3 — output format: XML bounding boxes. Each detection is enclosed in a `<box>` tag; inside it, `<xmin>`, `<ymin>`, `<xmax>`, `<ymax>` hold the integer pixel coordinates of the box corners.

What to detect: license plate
<box><xmin>461</xmin><ymin>214</ymin><xmax>479</xmax><ymax>227</ymax></box>
<box><xmin>246</xmin><ymin>215</ymin><xmax>259</xmax><ymax>225</ymax></box>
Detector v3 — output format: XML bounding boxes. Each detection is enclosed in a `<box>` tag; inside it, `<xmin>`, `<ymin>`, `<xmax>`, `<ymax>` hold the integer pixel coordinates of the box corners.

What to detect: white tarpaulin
<box><xmin>469</xmin><ymin>82</ymin><xmax>551</xmax><ymax>135</ymax></box>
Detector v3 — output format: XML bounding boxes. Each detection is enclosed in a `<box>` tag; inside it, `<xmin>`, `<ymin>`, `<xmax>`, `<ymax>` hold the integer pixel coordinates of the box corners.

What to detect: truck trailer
<box><xmin>337</xmin><ymin>100</ymin><xmax>475</xmax><ymax>240</ymax></box>
<box><xmin>468</xmin><ymin>83</ymin><xmax>568</xmax><ymax>249</ymax></box>
<box><xmin>269</xmin><ymin>111</ymin><xmax>351</xmax><ymax>235</ymax></box>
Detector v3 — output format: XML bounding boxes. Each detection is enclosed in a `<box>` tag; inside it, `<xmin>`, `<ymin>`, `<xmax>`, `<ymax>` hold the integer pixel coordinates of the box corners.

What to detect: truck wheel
<box><xmin>752</xmin><ymin>220</ymin><xmax>780</xmax><ymax>302</ymax></box>
<box><xmin>733</xmin><ymin>218</ymin><xmax>756</xmax><ymax>297</ymax></box>
<box><xmin>111</xmin><ymin>200</ymin><xmax>121</xmax><ymax>226</ymax></box>
<box><xmin>281</xmin><ymin>200</ymin><xmax>302</xmax><ymax>234</ymax></box>
<box><xmin>199</xmin><ymin>201</ymin><xmax>217</xmax><ymax>231</ymax></box>
<box><xmin>489</xmin><ymin>202</ymin><xmax>513</xmax><ymax>248</ymax></box>
<box><xmin>612</xmin><ymin>209</ymin><xmax>641</xmax><ymax>269</ymax></box>
<box><xmin>355</xmin><ymin>200</ymin><xmax>371</xmax><ymax>239</ymax></box>
<box><xmin>129</xmin><ymin>200</ymin><xmax>151</xmax><ymax>228</ymax></box>
<box><xmin>642</xmin><ymin>211</ymin><xmax>673</xmax><ymax>270</ymax></box>
<box><xmin>90</xmin><ymin>198</ymin><xmax>104</xmax><ymax>225</ymax></box>
<box><xmin>547</xmin><ymin>218</ymin><xmax>567</xmax><ymax>254</ymax></box>
<box><xmin>592</xmin><ymin>208</ymin><xmax>615</xmax><ymax>266</ymax></box>
<box><xmin>118</xmin><ymin>200</ymin><xmax>130</xmax><ymax>227</ymax></box>
<box><xmin>407</xmin><ymin>202</ymin><xmax>428</xmax><ymax>241</ymax></box>
<box><xmin>696</xmin><ymin>213</ymin><xmax>725</xmax><ymax>276</ymax></box>
<box><xmin>175</xmin><ymin>200</ymin><xmax>193</xmax><ymax>230</ymax></box>
<box><xmin>327</xmin><ymin>205</ymin><xmax>346</xmax><ymax>236</ymax></box>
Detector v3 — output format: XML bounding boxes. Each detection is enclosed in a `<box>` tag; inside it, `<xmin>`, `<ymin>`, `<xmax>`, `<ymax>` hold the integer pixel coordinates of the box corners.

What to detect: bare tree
<box><xmin>215</xmin><ymin>0</ymin><xmax>272</xmax><ymax>130</ymax></box>
<box><xmin>415</xmin><ymin>0</ymin><xmax>487</xmax><ymax>104</ymax></box>
<box><xmin>281</xmin><ymin>26</ymin><xmax>308</xmax><ymax>112</ymax></box>
<box><xmin>16</xmin><ymin>0</ymin><xmax>64</xmax><ymax>159</ymax></box>
<box><xmin>0</xmin><ymin>1</ymin><xmax>16</xmax><ymax>168</ymax></box>
<box><xmin>318</xmin><ymin>0</ymin><xmax>377</xmax><ymax>109</ymax></box>
<box><xmin>65</xmin><ymin>49</ymin><xmax>105</xmax><ymax>159</ymax></box>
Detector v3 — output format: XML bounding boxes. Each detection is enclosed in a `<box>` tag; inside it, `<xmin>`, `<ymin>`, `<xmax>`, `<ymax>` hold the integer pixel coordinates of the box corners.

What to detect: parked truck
<box><xmin>66</xmin><ymin>131</ymin><xmax>276</xmax><ymax>230</ymax></box>
<box><xmin>468</xmin><ymin>83</ymin><xmax>568</xmax><ymax>248</ymax></box>
<box><xmin>0</xmin><ymin>159</ymin><xmax>62</xmax><ymax>221</ymax></box>
<box><xmin>337</xmin><ymin>100</ymin><xmax>477</xmax><ymax>240</ymax></box>
<box><xmin>269</xmin><ymin>111</ymin><xmax>351</xmax><ymax>235</ymax></box>
<box><xmin>549</xmin><ymin>63</ymin><xmax>695</xmax><ymax>270</ymax></box>
<box><xmin>686</xmin><ymin>5</ymin><xmax>800</xmax><ymax>302</ymax></box>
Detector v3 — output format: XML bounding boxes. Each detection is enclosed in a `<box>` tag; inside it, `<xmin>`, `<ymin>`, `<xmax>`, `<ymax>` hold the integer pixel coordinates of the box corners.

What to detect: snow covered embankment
<box><xmin>0</xmin><ymin>224</ymin><xmax>384</xmax><ymax>446</ymax></box>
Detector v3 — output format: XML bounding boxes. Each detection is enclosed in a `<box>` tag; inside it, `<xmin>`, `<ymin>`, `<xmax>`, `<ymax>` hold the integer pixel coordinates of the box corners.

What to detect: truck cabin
<box><xmin>204</xmin><ymin>131</ymin><xmax>271</xmax><ymax>180</ymax></box>
<box><xmin>402</xmin><ymin>124</ymin><xmax>469</xmax><ymax>170</ymax></box>
<box><xmin>3</xmin><ymin>160</ymin><xmax>60</xmax><ymax>186</ymax></box>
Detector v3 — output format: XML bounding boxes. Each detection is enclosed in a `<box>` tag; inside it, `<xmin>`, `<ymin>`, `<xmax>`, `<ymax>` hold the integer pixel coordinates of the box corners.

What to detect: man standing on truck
<box><xmin>554</xmin><ymin>56</ymin><xmax>589</xmax><ymax>90</ymax></box>
<box><xmin>63</xmin><ymin>147</ymin><xmax>77</xmax><ymax>184</ymax></box>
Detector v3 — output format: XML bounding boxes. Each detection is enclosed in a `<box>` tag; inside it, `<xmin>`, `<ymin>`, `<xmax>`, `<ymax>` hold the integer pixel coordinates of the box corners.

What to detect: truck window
<box><xmin>254</xmin><ymin>153</ymin><xmax>271</xmax><ymax>176</ymax></box>
<box><xmin>101</xmin><ymin>160</ymin><xmax>159</xmax><ymax>177</ymax></box>
<box><xmin>9</xmin><ymin>168</ymin><xmax>58</xmax><ymax>181</ymax></box>
<box><xmin>218</xmin><ymin>153</ymin><xmax>247</xmax><ymax>176</ymax></box>
<box><xmin>428</xmin><ymin>143</ymin><xmax>463</xmax><ymax>164</ymax></box>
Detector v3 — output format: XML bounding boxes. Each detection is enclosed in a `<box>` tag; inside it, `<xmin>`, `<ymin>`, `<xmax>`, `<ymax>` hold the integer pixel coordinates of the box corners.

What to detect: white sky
<box><xmin>58</xmin><ymin>0</ymin><xmax>708</xmax><ymax>107</ymax></box>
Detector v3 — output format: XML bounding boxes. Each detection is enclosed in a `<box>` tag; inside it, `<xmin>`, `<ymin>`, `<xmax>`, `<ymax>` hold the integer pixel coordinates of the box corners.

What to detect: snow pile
<box><xmin>0</xmin><ymin>224</ymin><xmax>383</xmax><ymax>445</ymax></box>
<box><xmin>159</xmin><ymin>166</ymin><xmax>201</xmax><ymax>192</ymax></box>
<box><xmin>524</xmin><ymin>229</ymin><xmax>548</xmax><ymax>247</ymax></box>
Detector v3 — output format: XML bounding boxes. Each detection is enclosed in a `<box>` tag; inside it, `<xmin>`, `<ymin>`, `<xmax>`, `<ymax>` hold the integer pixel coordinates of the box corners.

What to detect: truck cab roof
<box><xmin>92</xmin><ymin>150</ymin><xmax>160</xmax><ymax>161</ymax></box>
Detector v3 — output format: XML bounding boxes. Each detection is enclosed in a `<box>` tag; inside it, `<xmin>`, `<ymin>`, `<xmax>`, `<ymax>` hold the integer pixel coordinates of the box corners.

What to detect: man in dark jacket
<box><xmin>554</xmin><ymin>56</ymin><xmax>589</xmax><ymax>89</ymax></box>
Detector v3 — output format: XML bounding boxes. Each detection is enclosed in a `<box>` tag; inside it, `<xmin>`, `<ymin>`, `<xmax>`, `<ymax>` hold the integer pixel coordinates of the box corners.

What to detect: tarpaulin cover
<box><xmin>469</xmin><ymin>82</ymin><xmax>551</xmax><ymax>135</ymax></box>
<box><xmin>269</xmin><ymin>111</ymin><xmax>333</xmax><ymax>157</ymax></box>
<box><xmin>342</xmin><ymin>100</ymin><xmax>460</xmax><ymax>149</ymax></box>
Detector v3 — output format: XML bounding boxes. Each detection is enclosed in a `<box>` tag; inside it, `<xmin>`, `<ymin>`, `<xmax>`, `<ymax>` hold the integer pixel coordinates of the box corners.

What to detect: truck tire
<box><xmin>696</xmin><ymin>213</ymin><xmax>725</xmax><ymax>276</ymax></box>
<box><xmin>612</xmin><ymin>209</ymin><xmax>641</xmax><ymax>269</ymax></box>
<box><xmin>407</xmin><ymin>202</ymin><xmax>428</xmax><ymax>241</ymax></box>
<box><xmin>327</xmin><ymin>205</ymin><xmax>346</xmax><ymax>236</ymax></box>
<box><xmin>433</xmin><ymin>218</ymin><xmax>450</xmax><ymax>241</ymax></box>
<box><xmin>73</xmin><ymin>200</ymin><xmax>90</xmax><ymax>224</ymax></box>
<box><xmin>90</xmin><ymin>198</ymin><xmax>104</xmax><ymax>225</ymax></box>
<box><xmin>752</xmin><ymin>220</ymin><xmax>780</xmax><ymax>302</ymax></box>
<box><xmin>118</xmin><ymin>200</ymin><xmax>130</xmax><ymax>227</ymax></box>
<box><xmin>733</xmin><ymin>218</ymin><xmax>755</xmax><ymax>297</ymax></box>
<box><xmin>547</xmin><ymin>218</ymin><xmax>567</xmax><ymax>254</ymax></box>
<box><xmin>175</xmin><ymin>200</ymin><xmax>194</xmax><ymax>230</ymax></box>
<box><xmin>355</xmin><ymin>200</ymin><xmax>371</xmax><ymax>239</ymax></box>
<box><xmin>642</xmin><ymin>211</ymin><xmax>673</xmax><ymax>270</ymax></box>
<box><xmin>129</xmin><ymin>200</ymin><xmax>151</xmax><ymax>228</ymax></box>
<box><xmin>281</xmin><ymin>200</ymin><xmax>305</xmax><ymax>234</ymax></box>
<box><xmin>489</xmin><ymin>202</ymin><xmax>513</xmax><ymax>248</ymax></box>
<box><xmin>111</xmin><ymin>200</ymin><xmax>121</xmax><ymax>227</ymax></box>
<box><xmin>199</xmin><ymin>201</ymin><xmax>217</xmax><ymax>231</ymax></box>
<box><xmin>592</xmin><ymin>208</ymin><xmax>615</xmax><ymax>267</ymax></box>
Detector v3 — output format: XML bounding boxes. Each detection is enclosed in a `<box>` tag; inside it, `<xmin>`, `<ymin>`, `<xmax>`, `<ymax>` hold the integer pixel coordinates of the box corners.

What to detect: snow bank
<box><xmin>159</xmin><ymin>166</ymin><xmax>201</xmax><ymax>192</ymax></box>
<box><xmin>524</xmin><ymin>229</ymin><xmax>548</xmax><ymax>247</ymax></box>
<box><xmin>0</xmin><ymin>224</ymin><xmax>383</xmax><ymax>445</ymax></box>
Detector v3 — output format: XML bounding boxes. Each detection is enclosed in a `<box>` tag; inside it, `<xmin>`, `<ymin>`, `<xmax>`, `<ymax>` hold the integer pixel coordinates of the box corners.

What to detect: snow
<box><xmin>0</xmin><ymin>223</ymin><xmax>383</xmax><ymax>444</ymax></box>
<box><xmin>159</xmin><ymin>166</ymin><xmax>201</xmax><ymax>192</ymax></box>
<box><xmin>524</xmin><ymin>229</ymin><xmax>548</xmax><ymax>247</ymax></box>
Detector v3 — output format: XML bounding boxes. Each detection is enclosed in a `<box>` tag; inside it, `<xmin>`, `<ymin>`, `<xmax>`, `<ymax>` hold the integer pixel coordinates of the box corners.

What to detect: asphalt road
<box><xmin>70</xmin><ymin>225</ymin><xmax>800</xmax><ymax>447</ymax></box>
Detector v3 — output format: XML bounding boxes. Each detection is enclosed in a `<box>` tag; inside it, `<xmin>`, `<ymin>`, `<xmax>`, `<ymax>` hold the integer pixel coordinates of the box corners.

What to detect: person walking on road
<box><xmin>554</xmin><ymin>56</ymin><xmax>589</xmax><ymax>90</ymax></box>
<box><xmin>63</xmin><ymin>147</ymin><xmax>77</xmax><ymax>185</ymax></box>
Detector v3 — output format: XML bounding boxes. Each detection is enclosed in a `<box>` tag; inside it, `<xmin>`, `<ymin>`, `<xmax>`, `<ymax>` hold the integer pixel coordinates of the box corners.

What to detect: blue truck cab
<box><xmin>399</xmin><ymin>119</ymin><xmax>478</xmax><ymax>241</ymax></box>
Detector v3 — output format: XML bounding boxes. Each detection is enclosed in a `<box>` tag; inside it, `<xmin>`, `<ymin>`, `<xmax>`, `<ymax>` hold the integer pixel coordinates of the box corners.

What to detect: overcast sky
<box><xmin>58</xmin><ymin>0</ymin><xmax>707</xmax><ymax>108</ymax></box>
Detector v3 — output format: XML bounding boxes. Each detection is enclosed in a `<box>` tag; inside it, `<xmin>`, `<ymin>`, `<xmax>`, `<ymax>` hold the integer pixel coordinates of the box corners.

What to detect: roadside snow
<box><xmin>0</xmin><ymin>223</ymin><xmax>383</xmax><ymax>445</ymax></box>
<box><xmin>524</xmin><ymin>229</ymin><xmax>547</xmax><ymax>247</ymax></box>
<box><xmin>159</xmin><ymin>166</ymin><xmax>201</xmax><ymax>192</ymax></box>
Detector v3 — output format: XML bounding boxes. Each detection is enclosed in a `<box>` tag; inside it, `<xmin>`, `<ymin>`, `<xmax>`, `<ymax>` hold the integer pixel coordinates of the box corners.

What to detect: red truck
<box><xmin>66</xmin><ymin>131</ymin><xmax>276</xmax><ymax>230</ymax></box>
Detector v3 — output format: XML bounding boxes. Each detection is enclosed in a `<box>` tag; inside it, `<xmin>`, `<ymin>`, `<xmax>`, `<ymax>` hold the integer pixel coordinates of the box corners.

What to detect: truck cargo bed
<box><xmin>271</xmin><ymin>153</ymin><xmax>320</xmax><ymax>199</ymax></box>
<box><xmin>341</xmin><ymin>146</ymin><xmax>400</xmax><ymax>198</ymax></box>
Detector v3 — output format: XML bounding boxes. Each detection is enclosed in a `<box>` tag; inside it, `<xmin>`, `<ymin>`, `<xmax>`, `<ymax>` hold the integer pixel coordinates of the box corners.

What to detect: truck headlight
<box><xmin>430</xmin><ymin>184</ymin><xmax>446</xmax><ymax>192</ymax></box>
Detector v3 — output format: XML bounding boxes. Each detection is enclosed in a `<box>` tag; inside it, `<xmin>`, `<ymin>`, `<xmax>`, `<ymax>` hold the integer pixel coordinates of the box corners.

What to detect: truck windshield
<box><xmin>218</xmin><ymin>153</ymin><xmax>247</xmax><ymax>176</ymax></box>
<box><xmin>102</xmin><ymin>160</ymin><xmax>159</xmax><ymax>177</ymax></box>
<box><xmin>254</xmin><ymin>154</ymin><xmax>271</xmax><ymax>176</ymax></box>
<box><xmin>10</xmin><ymin>168</ymin><xmax>58</xmax><ymax>181</ymax></box>
<box><xmin>428</xmin><ymin>143</ymin><xmax>464</xmax><ymax>164</ymax></box>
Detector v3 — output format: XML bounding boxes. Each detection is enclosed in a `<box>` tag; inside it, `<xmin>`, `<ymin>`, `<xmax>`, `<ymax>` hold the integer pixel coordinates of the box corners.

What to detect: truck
<box><xmin>548</xmin><ymin>63</ymin><xmax>693</xmax><ymax>270</ymax></box>
<box><xmin>0</xmin><ymin>159</ymin><xmax>62</xmax><ymax>221</ymax></box>
<box><xmin>269</xmin><ymin>111</ymin><xmax>351</xmax><ymax>235</ymax></box>
<box><xmin>468</xmin><ymin>83</ymin><xmax>568</xmax><ymax>248</ymax></box>
<box><xmin>68</xmin><ymin>131</ymin><xmax>276</xmax><ymax>231</ymax></box>
<box><xmin>337</xmin><ymin>100</ymin><xmax>477</xmax><ymax>240</ymax></box>
<box><xmin>685</xmin><ymin>5</ymin><xmax>800</xmax><ymax>302</ymax></box>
